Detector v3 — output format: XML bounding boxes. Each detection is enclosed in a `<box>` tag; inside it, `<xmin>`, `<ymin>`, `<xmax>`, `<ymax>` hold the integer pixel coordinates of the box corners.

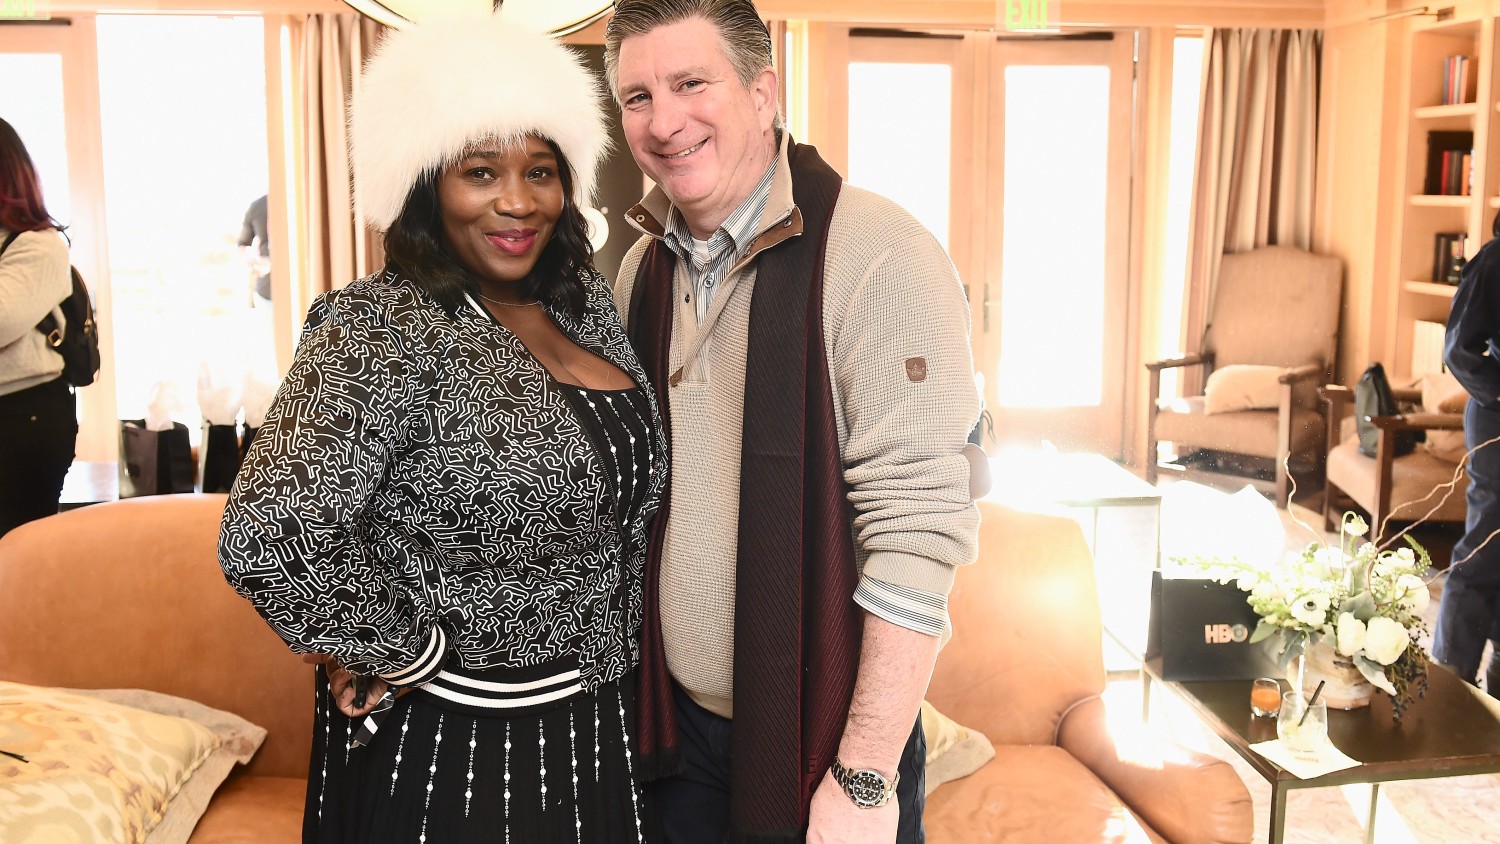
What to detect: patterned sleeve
<box><xmin>218</xmin><ymin>285</ymin><xmax>447</xmax><ymax>683</ymax></box>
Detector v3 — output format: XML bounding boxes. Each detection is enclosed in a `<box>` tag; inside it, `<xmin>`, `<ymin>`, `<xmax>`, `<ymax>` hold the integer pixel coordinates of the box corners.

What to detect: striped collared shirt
<box><xmin>661</xmin><ymin>157</ymin><xmax>776</xmax><ymax>323</ymax></box>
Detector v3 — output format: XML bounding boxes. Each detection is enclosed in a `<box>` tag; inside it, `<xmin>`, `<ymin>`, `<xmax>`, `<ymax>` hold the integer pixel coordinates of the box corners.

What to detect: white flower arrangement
<box><xmin>1179</xmin><ymin>512</ymin><xmax>1432</xmax><ymax>717</ymax></box>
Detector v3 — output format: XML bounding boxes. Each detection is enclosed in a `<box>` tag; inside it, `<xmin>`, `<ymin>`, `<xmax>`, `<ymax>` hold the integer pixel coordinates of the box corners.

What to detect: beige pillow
<box><xmin>921</xmin><ymin>700</ymin><xmax>995</xmax><ymax>796</ymax></box>
<box><xmin>1423</xmin><ymin>370</ymin><xmax>1469</xmax><ymax>414</ymax></box>
<box><xmin>1202</xmin><ymin>364</ymin><xmax>1284</xmax><ymax>414</ymax></box>
<box><xmin>1422</xmin><ymin>371</ymin><xmax>1469</xmax><ymax>463</ymax></box>
<box><xmin>0</xmin><ymin>682</ymin><xmax>266</xmax><ymax>844</ymax></box>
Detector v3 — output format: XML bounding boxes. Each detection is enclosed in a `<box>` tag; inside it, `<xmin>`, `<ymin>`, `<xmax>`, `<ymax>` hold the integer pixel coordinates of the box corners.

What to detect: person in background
<box><xmin>238</xmin><ymin>193</ymin><xmax>270</xmax><ymax>303</ymax></box>
<box><xmin>605</xmin><ymin>1</ymin><xmax>985</xmax><ymax>840</ymax></box>
<box><xmin>1437</xmin><ymin>211</ymin><xmax>1500</xmax><ymax>699</ymax></box>
<box><xmin>218</xmin><ymin>16</ymin><xmax>667</xmax><ymax>842</ymax></box>
<box><xmin>0</xmin><ymin>117</ymin><xmax>77</xmax><ymax>538</ymax></box>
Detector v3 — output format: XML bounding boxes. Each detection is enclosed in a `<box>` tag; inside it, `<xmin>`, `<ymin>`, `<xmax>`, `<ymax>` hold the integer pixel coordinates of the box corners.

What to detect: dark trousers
<box><xmin>650</xmin><ymin>683</ymin><xmax>926</xmax><ymax>844</ymax></box>
<box><xmin>0</xmin><ymin>378</ymin><xmax>76</xmax><ymax>539</ymax></box>
<box><xmin>1434</xmin><ymin>399</ymin><xmax>1500</xmax><ymax>690</ymax></box>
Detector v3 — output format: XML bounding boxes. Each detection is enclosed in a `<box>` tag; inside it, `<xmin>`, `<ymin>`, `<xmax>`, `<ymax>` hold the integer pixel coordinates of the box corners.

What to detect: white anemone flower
<box><xmin>1364</xmin><ymin>616</ymin><xmax>1410</xmax><ymax>665</ymax></box>
<box><xmin>1396</xmin><ymin>574</ymin><xmax>1430</xmax><ymax>614</ymax></box>
<box><xmin>1335</xmin><ymin>612</ymin><xmax>1366</xmax><ymax>657</ymax></box>
<box><xmin>1291</xmin><ymin>591</ymin><xmax>1332</xmax><ymax>626</ymax></box>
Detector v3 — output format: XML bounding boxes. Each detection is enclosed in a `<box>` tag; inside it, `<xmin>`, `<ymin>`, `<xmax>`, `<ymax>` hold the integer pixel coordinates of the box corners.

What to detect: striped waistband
<box><xmin>411</xmin><ymin>659</ymin><xmax>585</xmax><ymax>718</ymax></box>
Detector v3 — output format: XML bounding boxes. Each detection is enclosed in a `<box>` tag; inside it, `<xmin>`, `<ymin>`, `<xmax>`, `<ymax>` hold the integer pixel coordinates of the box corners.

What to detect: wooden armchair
<box><xmin>1321</xmin><ymin>384</ymin><xmax>1468</xmax><ymax>540</ymax></box>
<box><xmin>1146</xmin><ymin>246</ymin><xmax>1343</xmax><ymax>507</ymax></box>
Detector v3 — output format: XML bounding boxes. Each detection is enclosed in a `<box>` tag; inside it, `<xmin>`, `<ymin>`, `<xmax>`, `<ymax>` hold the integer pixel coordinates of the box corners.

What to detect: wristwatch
<box><xmin>831</xmin><ymin>757</ymin><xmax>899</xmax><ymax>808</ymax></box>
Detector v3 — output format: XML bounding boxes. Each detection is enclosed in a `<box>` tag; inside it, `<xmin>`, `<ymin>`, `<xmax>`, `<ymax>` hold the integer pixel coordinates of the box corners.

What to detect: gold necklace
<box><xmin>476</xmin><ymin>291</ymin><xmax>541</xmax><ymax>308</ymax></box>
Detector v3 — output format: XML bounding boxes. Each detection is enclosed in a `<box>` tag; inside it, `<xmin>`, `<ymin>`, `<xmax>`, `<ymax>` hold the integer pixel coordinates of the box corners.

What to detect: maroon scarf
<box><xmin>628</xmin><ymin>142</ymin><xmax>861</xmax><ymax>842</ymax></box>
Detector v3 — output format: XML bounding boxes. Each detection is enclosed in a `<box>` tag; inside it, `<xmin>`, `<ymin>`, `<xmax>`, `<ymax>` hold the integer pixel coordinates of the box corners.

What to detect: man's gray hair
<box><xmin>604</xmin><ymin>0</ymin><xmax>784</xmax><ymax>133</ymax></box>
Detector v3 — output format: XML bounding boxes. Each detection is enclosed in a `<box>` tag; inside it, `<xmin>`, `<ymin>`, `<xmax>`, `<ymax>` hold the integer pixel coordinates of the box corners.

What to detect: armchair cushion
<box><xmin>1327</xmin><ymin>437</ymin><xmax>1468</xmax><ymax>522</ymax></box>
<box><xmin>1203</xmin><ymin>365</ymin><xmax>1286</xmax><ymax>414</ymax></box>
<box><xmin>1153</xmin><ymin>401</ymin><xmax>1325</xmax><ymax>459</ymax></box>
<box><xmin>921</xmin><ymin>700</ymin><xmax>996</xmax><ymax>796</ymax></box>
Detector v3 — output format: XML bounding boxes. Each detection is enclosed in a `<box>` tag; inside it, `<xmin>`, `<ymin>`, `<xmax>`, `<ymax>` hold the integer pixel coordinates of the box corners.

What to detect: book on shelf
<box><xmin>1443</xmin><ymin>55</ymin><xmax>1477</xmax><ymax>105</ymax></box>
<box><xmin>1412</xmin><ymin>319</ymin><xmax>1447</xmax><ymax>377</ymax></box>
<box><xmin>1426</xmin><ymin>131</ymin><xmax>1475</xmax><ymax>195</ymax></box>
<box><xmin>1434</xmin><ymin>231</ymin><xmax>1468</xmax><ymax>283</ymax></box>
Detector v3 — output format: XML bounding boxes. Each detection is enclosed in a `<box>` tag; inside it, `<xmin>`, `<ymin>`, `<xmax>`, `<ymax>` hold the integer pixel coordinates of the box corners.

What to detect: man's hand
<box><xmin>806</xmin><ymin>769</ymin><xmax>898</xmax><ymax>844</ymax></box>
<box><xmin>302</xmin><ymin>653</ymin><xmax>389</xmax><ymax>718</ymax></box>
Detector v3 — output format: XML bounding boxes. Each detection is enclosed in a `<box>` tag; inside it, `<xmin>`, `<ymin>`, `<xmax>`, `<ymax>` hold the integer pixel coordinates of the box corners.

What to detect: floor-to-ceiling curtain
<box><xmin>289</xmin><ymin>13</ymin><xmax>384</xmax><ymax>303</ymax></box>
<box><xmin>1183</xmin><ymin>28</ymin><xmax>1322</xmax><ymax>356</ymax></box>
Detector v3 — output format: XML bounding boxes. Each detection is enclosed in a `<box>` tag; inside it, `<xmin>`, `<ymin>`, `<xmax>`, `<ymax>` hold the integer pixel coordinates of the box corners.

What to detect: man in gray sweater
<box><xmin>606</xmin><ymin>2</ymin><xmax>985</xmax><ymax>842</ymax></box>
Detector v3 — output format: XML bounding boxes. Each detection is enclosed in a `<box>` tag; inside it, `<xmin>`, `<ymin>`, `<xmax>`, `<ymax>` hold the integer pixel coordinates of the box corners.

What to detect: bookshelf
<box><xmin>1392</xmin><ymin>15</ymin><xmax>1496</xmax><ymax>379</ymax></box>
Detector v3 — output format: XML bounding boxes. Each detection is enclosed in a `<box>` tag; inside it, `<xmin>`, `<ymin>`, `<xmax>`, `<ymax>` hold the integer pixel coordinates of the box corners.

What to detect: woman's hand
<box><xmin>302</xmin><ymin>653</ymin><xmax>390</xmax><ymax>718</ymax></box>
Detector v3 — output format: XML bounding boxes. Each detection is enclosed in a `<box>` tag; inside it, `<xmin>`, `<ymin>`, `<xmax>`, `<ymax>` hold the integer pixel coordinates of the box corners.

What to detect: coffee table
<box><xmin>1143</xmin><ymin>657</ymin><xmax>1500</xmax><ymax>843</ymax></box>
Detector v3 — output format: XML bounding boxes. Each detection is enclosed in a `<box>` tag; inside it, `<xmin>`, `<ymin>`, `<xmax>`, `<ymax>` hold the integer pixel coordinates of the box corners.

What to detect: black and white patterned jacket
<box><xmin>218</xmin><ymin>265</ymin><xmax>667</xmax><ymax>693</ymax></box>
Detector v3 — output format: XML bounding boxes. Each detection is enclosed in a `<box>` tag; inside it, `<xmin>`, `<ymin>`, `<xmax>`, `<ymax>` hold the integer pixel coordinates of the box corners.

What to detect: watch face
<box><xmin>841</xmin><ymin>768</ymin><xmax>893</xmax><ymax>807</ymax></box>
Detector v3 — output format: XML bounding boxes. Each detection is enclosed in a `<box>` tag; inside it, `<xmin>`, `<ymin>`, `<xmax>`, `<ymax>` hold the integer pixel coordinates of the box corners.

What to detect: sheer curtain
<box><xmin>1183</xmin><ymin>28</ymin><xmax>1322</xmax><ymax>357</ymax></box>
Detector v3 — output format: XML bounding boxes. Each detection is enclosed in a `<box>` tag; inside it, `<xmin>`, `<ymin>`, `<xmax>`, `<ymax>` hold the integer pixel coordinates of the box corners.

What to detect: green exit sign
<box><xmin>1001</xmin><ymin>0</ymin><xmax>1056</xmax><ymax>31</ymax></box>
<box><xmin>0</xmin><ymin>0</ymin><xmax>49</xmax><ymax>18</ymax></box>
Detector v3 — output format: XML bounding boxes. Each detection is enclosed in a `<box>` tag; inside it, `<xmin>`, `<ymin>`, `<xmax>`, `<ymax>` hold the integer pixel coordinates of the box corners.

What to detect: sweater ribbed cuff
<box><xmin>379</xmin><ymin>625</ymin><xmax>448</xmax><ymax>687</ymax></box>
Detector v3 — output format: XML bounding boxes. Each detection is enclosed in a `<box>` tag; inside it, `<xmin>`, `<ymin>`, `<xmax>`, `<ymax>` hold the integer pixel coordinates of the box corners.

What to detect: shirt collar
<box><xmin>661</xmin><ymin>153</ymin><xmax>777</xmax><ymax>265</ymax></box>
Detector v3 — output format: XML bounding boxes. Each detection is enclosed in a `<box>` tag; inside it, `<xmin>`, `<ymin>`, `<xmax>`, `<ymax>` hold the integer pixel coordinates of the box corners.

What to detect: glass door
<box><xmin>839</xmin><ymin>31</ymin><xmax>1134</xmax><ymax>458</ymax></box>
<box><xmin>982</xmin><ymin>35</ymin><xmax>1134</xmax><ymax>456</ymax></box>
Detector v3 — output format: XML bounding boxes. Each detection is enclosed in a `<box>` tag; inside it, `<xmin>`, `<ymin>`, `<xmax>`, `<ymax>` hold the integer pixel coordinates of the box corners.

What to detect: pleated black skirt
<box><xmin>304</xmin><ymin>667</ymin><xmax>649</xmax><ymax>843</ymax></box>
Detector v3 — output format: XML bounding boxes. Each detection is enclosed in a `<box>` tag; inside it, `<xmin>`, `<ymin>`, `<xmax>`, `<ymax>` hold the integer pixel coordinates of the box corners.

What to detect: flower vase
<box><xmin>1300</xmin><ymin>639</ymin><xmax>1374</xmax><ymax>709</ymax></box>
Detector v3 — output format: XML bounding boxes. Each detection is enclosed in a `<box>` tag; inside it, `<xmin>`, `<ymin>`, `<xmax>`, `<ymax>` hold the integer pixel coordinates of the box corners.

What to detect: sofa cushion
<box><xmin>0</xmin><ymin>682</ymin><xmax>261</xmax><ymax>844</ymax></box>
<box><xmin>187</xmin><ymin>775</ymin><xmax>306</xmax><ymax>843</ymax></box>
<box><xmin>924</xmin><ymin>745</ymin><xmax>1165</xmax><ymax>843</ymax></box>
<box><xmin>921</xmin><ymin>700</ymin><xmax>996</xmax><ymax>796</ymax></box>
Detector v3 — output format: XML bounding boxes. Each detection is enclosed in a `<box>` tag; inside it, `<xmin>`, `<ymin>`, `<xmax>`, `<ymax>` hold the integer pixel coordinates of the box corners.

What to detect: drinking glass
<box><xmin>1251</xmin><ymin>678</ymin><xmax>1282</xmax><ymax>717</ymax></box>
<box><xmin>1276</xmin><ymin>691</ymin><xmax>1328</xmax><ymax>753</ymax></box>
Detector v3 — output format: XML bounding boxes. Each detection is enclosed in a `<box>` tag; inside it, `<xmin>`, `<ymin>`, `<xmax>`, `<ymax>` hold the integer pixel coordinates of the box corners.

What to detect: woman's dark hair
<box><xmin>0</xmin><ymin>118</ymin><xmax>64</xmax><ymax>234</ymax></box>
<box><xmin>383</xmin><ymin>137</ymin><xmax>593</xmax><ymax>317</ymax></box>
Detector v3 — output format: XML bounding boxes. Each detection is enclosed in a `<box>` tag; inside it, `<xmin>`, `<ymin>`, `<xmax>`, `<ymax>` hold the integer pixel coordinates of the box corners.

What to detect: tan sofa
<box><xmin>925</xmin><ymin>501</ymin><xmax>1254</xmax><ymax>843</ymax></box>
<box><xmin>0</xmin><ymin>494</ymin><xmax>310</xmax><ymax>843</ymax></box>
<box><xmin>0</xmin><ymin>494</ymin><xmax>1251</xmax><ymax>843</ymax></box>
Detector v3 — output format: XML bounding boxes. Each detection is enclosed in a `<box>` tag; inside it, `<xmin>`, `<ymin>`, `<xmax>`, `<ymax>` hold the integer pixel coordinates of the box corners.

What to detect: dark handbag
<box><xmin>198</xmin><ymin>422</ymin><xmax>242</xmax><ymax>494</ymax></box>
<box><xmin>1355</xmin><ymin>362</ymin><xmax>1418</xmax><ymax>458</ymax></box>
<box><xmin>118</xmin><ymin>420</ymin><xmax>195</xmax><ymax>497</ymax></box>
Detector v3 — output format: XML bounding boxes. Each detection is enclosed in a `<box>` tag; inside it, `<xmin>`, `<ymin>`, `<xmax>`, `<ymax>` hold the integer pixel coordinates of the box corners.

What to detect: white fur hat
<box><xmin>350</xmin><ymin>14</ymin><xmax>609</xmax><ymax>231</ymax></box>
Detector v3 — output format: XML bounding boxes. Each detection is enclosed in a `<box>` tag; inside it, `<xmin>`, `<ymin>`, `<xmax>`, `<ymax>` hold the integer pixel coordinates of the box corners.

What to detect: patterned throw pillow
<box><xmin>0</xmin><ymin>682</ymin><xmax>230</xmax><ymax>844</ymax></box>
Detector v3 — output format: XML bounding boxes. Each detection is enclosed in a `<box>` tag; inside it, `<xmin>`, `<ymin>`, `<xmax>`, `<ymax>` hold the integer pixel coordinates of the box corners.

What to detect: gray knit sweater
<box><xmin>615</xmin><ymin>142</ymin><xmax>981</xmax><ymax>718</ymax></box>
<box><xmin>0</xmin><ymin>228</ymin><xmax>70</xmax><ymax>397</ymax></box>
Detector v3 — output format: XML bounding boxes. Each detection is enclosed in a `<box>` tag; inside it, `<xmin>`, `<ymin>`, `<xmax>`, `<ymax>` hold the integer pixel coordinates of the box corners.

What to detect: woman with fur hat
<box><xmin>219</xmin><ymin>15</ymin><xmax>665</xmax><ymax>843</ymax></box>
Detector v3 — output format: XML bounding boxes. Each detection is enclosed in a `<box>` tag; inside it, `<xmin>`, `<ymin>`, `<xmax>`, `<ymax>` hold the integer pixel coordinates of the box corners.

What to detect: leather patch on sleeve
<box><xmin>905</xmin><ymin>357</ymin><xmax>928</xmax><ymax>382</ymax></box>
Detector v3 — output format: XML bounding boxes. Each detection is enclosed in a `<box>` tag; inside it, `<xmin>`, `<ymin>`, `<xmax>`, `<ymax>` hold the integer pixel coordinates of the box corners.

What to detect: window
<box><xmin>95</xmin><ymin>15</ymin><xmax>273</xmax><ymax>424</ymax></box>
